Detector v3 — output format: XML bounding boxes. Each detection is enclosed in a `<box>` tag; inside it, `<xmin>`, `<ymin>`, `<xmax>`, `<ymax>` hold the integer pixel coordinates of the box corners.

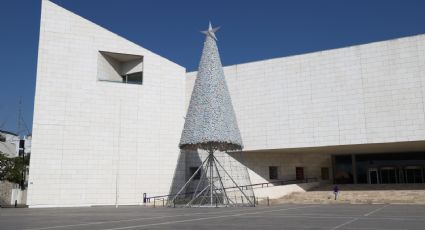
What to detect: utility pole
<box><xmin>17</xmin><ymin>99</ymin><xmax>26</xmax><ymax>190</ymax></box>
<box><xmin>19</xmin><ymin>139</ymin><xmax>25</xmax><ymax>189</ymax></box>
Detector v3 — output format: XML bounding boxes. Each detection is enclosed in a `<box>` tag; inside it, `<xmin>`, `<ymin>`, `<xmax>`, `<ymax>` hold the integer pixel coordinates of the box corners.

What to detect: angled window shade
<box><xmin>97</xmin><ymin>51</ymin><xmax>143</xmax><ymax>84</ymax></box>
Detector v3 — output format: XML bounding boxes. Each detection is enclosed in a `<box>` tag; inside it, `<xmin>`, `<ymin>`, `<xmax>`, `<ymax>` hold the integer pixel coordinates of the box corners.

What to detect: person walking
<box><xmin>333</xmin><ymin>185</ymin><xmax>339</xmax><ymax>200</ymax></box>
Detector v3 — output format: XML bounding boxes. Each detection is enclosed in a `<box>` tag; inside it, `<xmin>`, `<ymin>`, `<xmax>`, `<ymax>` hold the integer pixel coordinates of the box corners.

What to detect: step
<box><xmin>273</xmin><ymin>184</ymin><xmax>425</xmax><ymax>205</ymax></box>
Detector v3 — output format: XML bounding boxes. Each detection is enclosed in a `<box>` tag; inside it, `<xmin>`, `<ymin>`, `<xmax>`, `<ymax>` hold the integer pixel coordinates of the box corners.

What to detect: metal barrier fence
<box><xmin>147</xmin><ymin>196</ymin><xmax>285</xmax><ymax>208</ymax></box>
<box><xmin>144</xmin><ymin>177</ymin><xmax>317</xmax><ymax>207</ymax></box>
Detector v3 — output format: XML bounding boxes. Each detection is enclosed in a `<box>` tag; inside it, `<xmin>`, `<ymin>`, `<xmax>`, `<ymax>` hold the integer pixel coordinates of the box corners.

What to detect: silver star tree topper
<box><xmin>201</xmin><ymin>21</ymin><xmax>220</xmax><ymax>40</ymax></box>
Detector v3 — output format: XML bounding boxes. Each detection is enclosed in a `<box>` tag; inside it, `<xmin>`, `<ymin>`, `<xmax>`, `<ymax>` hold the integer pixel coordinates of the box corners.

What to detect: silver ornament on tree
<box><xmin>171</xmin><ymin>22</ymin><xmax>254</xmax><ymax>207</ymax></box>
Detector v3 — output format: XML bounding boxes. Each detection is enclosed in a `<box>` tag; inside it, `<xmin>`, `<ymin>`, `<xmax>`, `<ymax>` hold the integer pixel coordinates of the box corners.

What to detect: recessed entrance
<box><xmin>333</xmin><ymin>152</ymin><xmax>425</xmax><ymax>184</ymax></box>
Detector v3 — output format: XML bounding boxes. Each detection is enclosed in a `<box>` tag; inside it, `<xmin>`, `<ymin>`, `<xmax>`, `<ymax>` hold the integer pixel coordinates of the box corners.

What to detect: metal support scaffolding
<box><xmin>169</xmin><ymin>150</ymin><xmax>254</xmax><ymax>207</ymax></box>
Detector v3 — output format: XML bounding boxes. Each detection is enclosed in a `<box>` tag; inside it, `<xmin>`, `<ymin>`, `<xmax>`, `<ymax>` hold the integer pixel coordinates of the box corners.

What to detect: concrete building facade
<box><xmin>28</xmin><ymin>1</ymin><xmax>425</xmax><ymax>207</ymax></box>
<box><xmin>28</xmin><ymin>1</ymin><xmax>186</xmax><ymax>207</ymax></box>
<box><xmin>186</xmin><ymin>32</ymin><xmax>425</xmax><ymax>185</ymax></box>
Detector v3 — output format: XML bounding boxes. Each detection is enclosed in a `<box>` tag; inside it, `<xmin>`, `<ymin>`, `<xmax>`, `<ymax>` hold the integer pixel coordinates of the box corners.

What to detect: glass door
<box><xmin>368</xmin><ymin>168</ymin><xmax>379</xmax><ymax>184</ymax></box>
<box><xmin>405</xmin><ymin>166</ymin><xmax>423</xmax><ymax>183</ymax></box>
<box><xmin>380</xmin><ymin>167</ymin><xmax>397</xmax><ymax>184</ymax></box>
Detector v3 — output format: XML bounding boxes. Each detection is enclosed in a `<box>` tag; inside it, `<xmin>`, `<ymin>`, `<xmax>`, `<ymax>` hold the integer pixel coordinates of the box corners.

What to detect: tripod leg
<box><xmin>170</xmin><ymin>154</ymin><xmax>209</xmax><ymax>205</ymax></box>
<box><xmin>213</xmin><ymin>155</ymin><xmax>253</xmax><ymax>206</ymax></box>
<box><xmin>185</xmin><ymin>183</ymin><xmax>210</xmax><ymax>207</ymax></box>
<box><xmin>186</xmin><ymin>159</ymin><xmax>210</xmax><ymax>207</ymax></box>
<box><xmin>213</xmin><ymin>158</ymin><xmax>231</xmax><ymax>206</ymax></box>
<box><xmin>209</xmin><ymin>152</ymin><xmax>214</xmax><ymax>206</ymax></box>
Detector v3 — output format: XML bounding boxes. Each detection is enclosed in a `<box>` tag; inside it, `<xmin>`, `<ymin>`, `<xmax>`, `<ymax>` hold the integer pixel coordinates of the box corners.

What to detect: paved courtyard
<box><xmin>1</xmin><ymin>204</ymin><xmax>425</xmax><ymax>230</ymax></box>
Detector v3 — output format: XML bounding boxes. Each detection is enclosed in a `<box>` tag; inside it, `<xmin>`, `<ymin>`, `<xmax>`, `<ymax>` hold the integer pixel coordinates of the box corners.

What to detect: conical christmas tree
<box><xmin>179</xmin><ymin>22</ymin><xmax>243</xmax><ymax>152</ymax></box>
<box><xmin>171</xmin><ymin>23</ymin><xmax>253</xmax><ymax>208</ymax></box>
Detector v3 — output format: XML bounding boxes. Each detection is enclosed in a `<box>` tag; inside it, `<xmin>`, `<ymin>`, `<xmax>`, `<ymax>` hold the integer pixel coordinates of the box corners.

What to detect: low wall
<box><xmin>11</xmin><ymin>188</ymin><xmax>27</xmax><ymax>205</ymax></box>
<box><xmin>0</xmin><ymin>181</ymin><xmax>26</xmax><ymax>207</ymax></box>
<box><xmin>253</xmin><ymin>182</ymin><xmax>320</xmax><ymax>199</ymax></box>
<box><xmin>0</xmin><ymin>181</ymin><xmax>14</xmax><ymax>206</ymax></box>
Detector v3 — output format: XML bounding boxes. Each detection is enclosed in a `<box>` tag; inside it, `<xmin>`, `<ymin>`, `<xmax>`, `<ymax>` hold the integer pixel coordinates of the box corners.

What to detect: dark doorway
<box><xmin>321</xmin><ymin>167</ymin><xmax>330</xmax><ymax>180</ymax></box>
<box><xmin>269</xmin><ymin>166</ymin><xmax>278</xmax><ymax>180</ymax></box>
<box><xmin>296</xmin><ymin>167</ymin><xmax>304</xmax><ymax>180</ymax></box>
<box><xmin>368</xmin><ymin>168</ymin><xmax>379</xmax><ymax>184</ymax></box>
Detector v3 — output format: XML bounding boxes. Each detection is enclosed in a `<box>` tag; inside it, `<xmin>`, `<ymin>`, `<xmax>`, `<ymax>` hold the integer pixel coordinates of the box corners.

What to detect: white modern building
<box><xmin>0</xmin><ymin>130</ymin><xmax>31</xmax><ymax>158</ymax></box>
<box><xmin>28</xmin><ymin>0</ymin><xmax>425</xmax><ymax>207</ymax></box>
<box><xmin>0</xmin><ymin>130</ymin><xmax>20</xmax><ymax>158</ymax></box>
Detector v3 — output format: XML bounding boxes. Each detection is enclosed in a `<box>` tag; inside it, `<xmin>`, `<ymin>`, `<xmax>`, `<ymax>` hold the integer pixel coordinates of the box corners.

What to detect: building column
<box><xmin>352</xmin><ymin>154</ymin><xmax>357</xmax><ymax>184</ymax></box>
<box><xmin>331</xmin><ymin>155</ymin><xmax>336</xmax><ymax>184</ymax></box>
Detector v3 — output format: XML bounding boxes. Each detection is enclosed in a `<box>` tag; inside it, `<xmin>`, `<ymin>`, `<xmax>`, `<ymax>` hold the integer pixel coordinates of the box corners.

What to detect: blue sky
<box><xmin>1</xmin><ymin>0</ymin><xmax>425</xmax><ymax>134</ymax></box>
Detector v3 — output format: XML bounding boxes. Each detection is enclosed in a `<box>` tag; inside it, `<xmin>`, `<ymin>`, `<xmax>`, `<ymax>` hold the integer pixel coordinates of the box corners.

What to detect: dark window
<box><xmin>333</xmin><ymin>155</ymin><xmax>353</xmax><ymax>184</ymax></box>
<box><xmin>321</xmin><ymin>167</ymin><xmax>330</xmax><ymax>180</ymax></box>
<box><xmin>189</xmin><ymin>167</ymin><xmax>201</xmax><ymax>180</ymax></box>
<box><xmin>296</xmin><ymin>167</ymin><xmax>304</xmax><ymax>180</ymax></box>
<box><xmin>269</xmin><ymin>166</ymin><xmax>278</xmax><ymax>180</ymax></box>
<box><xmin>121</xmin><ymin>72</ymin><xmax>143</xmax><ymax>84</ymax></box>
<box><xmin>19</xmin><ymin>139</ymin><xmax>25</xmax><ymax>149</ymax></box>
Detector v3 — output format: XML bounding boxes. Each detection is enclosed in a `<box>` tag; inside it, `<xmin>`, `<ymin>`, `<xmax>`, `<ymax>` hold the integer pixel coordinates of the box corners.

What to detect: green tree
<box><xmin>0</xmin><ymin>152</ymin><xmax>25</xmax><ymax>185</ymax></box>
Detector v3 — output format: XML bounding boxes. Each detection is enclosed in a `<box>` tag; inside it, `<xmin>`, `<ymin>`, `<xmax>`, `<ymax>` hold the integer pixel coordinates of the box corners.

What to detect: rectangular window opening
<box><xmin>189</xmin><ymin>167</ymin><xmax>201</xmax><ymax>180</ymax></box>
<box><xmin>321</xmin><ymin>167</ymin><xmax>330</xmax><ymax>180</ymax></box>
<box><xmin>269</xmin><ymin>166</ymin><xmax>278</xmax><ymax>180</ymax></box>
<box><xmin>121</xmin><ymin>72</ymin><xmax>143</xmax><ymax>84</ymax></box>
<box><xmin>97</xmin><ymin>51</ymin><xmax>144</xmax><ymax>85</ymax></box>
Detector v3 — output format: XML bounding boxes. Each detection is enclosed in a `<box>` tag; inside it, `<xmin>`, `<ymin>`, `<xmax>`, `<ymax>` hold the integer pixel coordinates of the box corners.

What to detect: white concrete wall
<box><xmin>28</xmin><ymin>0</ymin><xmax>186</xmax><ymax>207</ymax></box>
<box><xmin>97</xmin><ymin>53</ymin><xmax>123</xmax><ymax>82</ymax></box>
<box><xmin>187</xmin><ymin>34</ymin><xmax>425</xmax><ymax>186</ymax></box>
<box><xmin>11</xmin><ymin>189</ymin><xmax>27</xmax><ymax>206</ymax></box>
<box><xmin>230</xmin><ymin>151</ymin><xmax>332</xmax><ymax>185</ymax></box>
<box><xmin>186</xmin><ymin>34</ymin><xmax>425</xmax><ymax>151</ymax></box>
<box><xmin>253</xmin><ymin>182</ymin><xmax>320</xmax><ymax>199</ymax></box>
<box><xmin>122</xmin><ymin>59</ymin><xmax>143</xmax><ymax>75</ymax></box>
<box><xmin>30</xmin><ymin>0</ymin><xmax>425</xmax><ymax>207</ymax></box>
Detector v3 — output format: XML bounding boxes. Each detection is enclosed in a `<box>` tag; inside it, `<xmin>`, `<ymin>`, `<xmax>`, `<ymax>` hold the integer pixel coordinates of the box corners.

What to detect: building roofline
<box><xmin>0</xmin><ymin>129</ymin><xmax>19</xmax><ymax>136</ymax></box>
<box><xmin>47</xmin><ymin>0</ymin><xmax>185</xmax><ymax>70</ymax></box>
<box><xmin>187</xmin><ymin>33</ymin><xmax>425</xmax><ymax>74</ymax></box>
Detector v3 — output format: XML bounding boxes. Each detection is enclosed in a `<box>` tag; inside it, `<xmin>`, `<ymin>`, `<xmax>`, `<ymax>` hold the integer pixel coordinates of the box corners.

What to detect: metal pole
<box><xmin>186</xmin><ymin>184</ymin><xmax>210</xmax><ymax>207</ymax></box>
<box><xmin>170</xmin><ymin>155</ymin><xmax>210</xmax><ymax>205</ymax></box>
<box><xmin>213</xmin><ymin>155</ymin><xmax>254</xmax><ymax>206</ymax></box>
<box><xmin>197</xmin><ymin>185</ymin><xmax>212</xmax><ymax>207</ymax></box>
<box><xmin>209</xmin><ymin>151</ymin><xmax>214</xmax><ymax>206</ymax></box>
<box><xmin>186</xmin><ymin>160</ymin><xmax>211</xmax><ymax>207</ymax></box>
<box><xmin>19</xmin><ymin>140</ymin><xmax>25</xmax><ymax>190</ymax></box>
<box><xmin>190</xmin><ymin>156</ymin><xmax>210</xmax><ymax>203</ymax></box>
<box><xmin>213</xmin><ymin>159</ymin><xmax>231</xmax><ymax>206</ymax></box>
